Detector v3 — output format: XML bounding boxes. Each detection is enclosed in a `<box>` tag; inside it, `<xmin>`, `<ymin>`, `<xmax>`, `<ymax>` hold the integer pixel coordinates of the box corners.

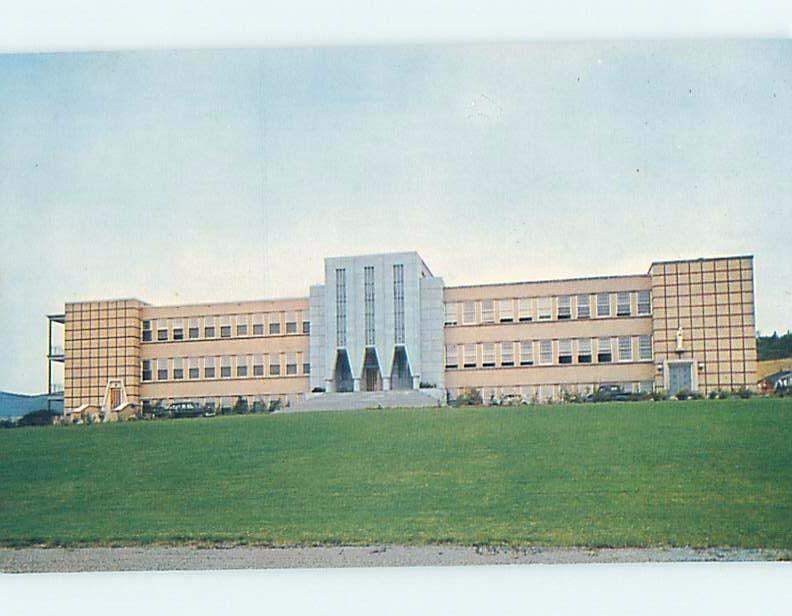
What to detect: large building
<box><xmin>46</xmin><ymin>252</ymin><xmax>757</xmax><ymax>416</ymax></box>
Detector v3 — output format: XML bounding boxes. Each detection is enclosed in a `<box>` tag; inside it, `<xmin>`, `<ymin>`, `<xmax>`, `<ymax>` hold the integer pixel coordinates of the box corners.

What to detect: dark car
<box><xmin>168</xmin><ymin>401</ymin><xmax>205</xmax><ymax>418</ymax></box>
<box><xmin>586</xmin><ymin>384</ymin><xmax>631</xmax><ymax>402</ymax></box>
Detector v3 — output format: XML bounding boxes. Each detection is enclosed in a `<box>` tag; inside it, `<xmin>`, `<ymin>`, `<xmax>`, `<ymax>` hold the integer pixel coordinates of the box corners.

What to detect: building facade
<box><xmin>47</xmin><ymin>252</ymin><xmax>757</xmax><ymax>416</ymax></box>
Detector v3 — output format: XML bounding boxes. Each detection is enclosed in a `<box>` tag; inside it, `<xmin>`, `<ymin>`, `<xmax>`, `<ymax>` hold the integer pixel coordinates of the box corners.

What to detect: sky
<box><xmin>0</xmin><ymin>40</ymin><xmax>790</xmax><ymax>394</ymax></box>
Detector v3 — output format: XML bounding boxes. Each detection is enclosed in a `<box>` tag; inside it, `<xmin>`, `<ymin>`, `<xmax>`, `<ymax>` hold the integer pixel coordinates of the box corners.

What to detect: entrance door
<box><xmin>109</xmin><ymin>387</ymin><xmax>121</xmax><ymax>409</ymax></box>
<box><xmin>362</xmin><ymin>348</ymin><xmax>383</xmax><ymax>391</ymax></box>
<box><xmin>668</xmin><ymin>362</ymin><xmax>693</xmax><ymax>395</ymax></box>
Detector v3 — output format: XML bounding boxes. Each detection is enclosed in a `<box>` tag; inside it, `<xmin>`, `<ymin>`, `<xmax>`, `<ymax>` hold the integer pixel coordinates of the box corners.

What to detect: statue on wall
<box><xmin>675</xmin><ymin>326</ymin><xmax>684</xmax><ymax>352</ymax></box>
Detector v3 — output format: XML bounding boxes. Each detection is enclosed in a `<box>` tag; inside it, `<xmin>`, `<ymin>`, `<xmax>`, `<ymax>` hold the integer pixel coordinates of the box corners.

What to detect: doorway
<box><xmin>333</xmin><ymin>349</ymin><xmax>354</xmax><ymax>392</ymax></box>
<box><xmin>362</xmin><ymin>347</ymin><xmax>383</xmax><ymax>391</ymax></box>
<box><xmin>668</xmin><ymin>361</ymin><xmax>693</xmax><ymax>395</ymax></box>
<box><xmin>390</xmin><ymin>346</ymin><xmax>413</xmax><ymax>390</ymax></box>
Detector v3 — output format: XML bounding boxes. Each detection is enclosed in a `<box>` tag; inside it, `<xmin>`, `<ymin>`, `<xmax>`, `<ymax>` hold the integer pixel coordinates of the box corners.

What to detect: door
<box><xmin>109</xmin><ymin>387</ymin><xmax>122</xmax><ymax>409</ymax></box>
<box><xmin>668</xmin><ymin>362</ymin><xmax>693</xmax><ymax>395</ymax></box>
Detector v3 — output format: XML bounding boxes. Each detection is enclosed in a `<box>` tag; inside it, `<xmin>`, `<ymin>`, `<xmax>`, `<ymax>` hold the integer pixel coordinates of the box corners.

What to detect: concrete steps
<box><xmin>284</xmin><ymin>389</ymin><xmax>445</xmax><ymax>413</ymax></box>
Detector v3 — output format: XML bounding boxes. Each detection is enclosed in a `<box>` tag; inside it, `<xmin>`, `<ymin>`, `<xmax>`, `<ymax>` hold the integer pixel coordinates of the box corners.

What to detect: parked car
<box><xmin>586</xmin><ymin>384</ymin><xmax>632</xmax><ymax>402</ymax></box>
<box><xmin>168</xmin><ymin>401</ymin><xmax>205</xmax><ymax>418</ymax></box>
<box><xmin>499</xmin><ymin>393</ymin><xmax>525</xmax><ymax>406</ymax></box>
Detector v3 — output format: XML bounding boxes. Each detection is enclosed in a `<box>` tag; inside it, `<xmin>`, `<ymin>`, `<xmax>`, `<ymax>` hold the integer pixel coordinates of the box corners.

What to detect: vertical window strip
<box><xmin>364</xmin><ymin>266</ymin><xmax>375</xmax><ymax>346</ymax></box>
<box><xmin>336</xmin><ymin>268</ymin><xmax>347</xmax><ymax>347</ymax></box>
<box><xmin>393</xmin><ymin>264</ymin><xmax>405</xmax><ymax>344</ymax></box>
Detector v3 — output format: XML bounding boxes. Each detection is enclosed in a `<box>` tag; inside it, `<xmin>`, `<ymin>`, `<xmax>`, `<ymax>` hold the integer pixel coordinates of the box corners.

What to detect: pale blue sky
<box><xmin>0</xmin><ymin>41</ymin><xmax>789</xmax><ymax>393</ymax></box>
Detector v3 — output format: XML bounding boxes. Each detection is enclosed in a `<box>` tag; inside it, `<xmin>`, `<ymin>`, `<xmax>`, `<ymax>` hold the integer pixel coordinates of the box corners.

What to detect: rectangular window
<box><xmin>189</xmin><ymin>357</ymin><xmax>200</xmax><ymax>379</ymax></box>
<box><xmin>597</xmin><ymin>337</ymin><xmax>613</xmax><ymax>363</ymax></box>
<box><xmin>463</xmin><ymin>302</ymin><xmax>476</xmax><ymax>324</ymax></box>
<box><xmin>286</xmin><ymin>353</ymin><xmax>298</xmax><ymax>375</ymax></box>
<box><xmin>393</xmin><ymin>264</ymin><xmax>405</xmax><ymax>344</ymax></box>
<box><xmin>269</xmin><ymin>320</ymin><xmax>281</xmax><ymax>335</ymax></box>
<box><xmin>303</xmin><ymin>362</ymin><xmax>311</xmax><ymax>374</ymax></box>
<box><xmin>445</xmin><ymin>344</ymin><xmax>459</xmax><ymax>368</ymax></box>
<box><xmin>219</xmin><ymin>316</ymin><xmax>231</xmax><ymax>338</ymax></box>
<box><xmin>617</xmin><ymin>292</ymin><xmax>631</xmax><ymax>317</ymax></box>
<box><xmin>364</xmin><ymin>266</ymin><xmax>375</xmax><ymax>345</ymax></box>
<box><xmin>173</xmin><ymin>357</ymin><xmax>184</xmax><ymax>380</ymax></box>
<box><xmin>188</xmin><ymin>318</ymin><xmax>200</xmax><ymax>339</ymax></box>
<box><xmin>638</xmin><ymin>290</ymin><xmax>652</xmax><ymax>315</ymax></box>
<box><xmin>577</xmin><ymin>294</ymin><xmax>591</xmax><ymax>319</ymax></box>
<box><xmin>481</xmin><ymin>300</ymin><xmax>494</xmax><ymax>323</ymax></box>
<box><xmin>157</xmin><ymin>319</ymin><xmax>168</xmax><ymax>341</ymax></box>
<box><xmin>638</xmin><ymin>335</ymin><xmax>653</xmax><ymax>360</ymax></box>
<box><xmin>236</xmin><ymin>315</ymin><xmax>248</xmax><ymax>336</ymax></box>
<box><xmin>172</xmin><ymin>319</ymin><xmax>184</xmax><ymax>341</ymax></box>
<box><xmin>269</xmin><ymin>355</ymin><xmax>281</xmax><ymax>376</ymax></box>
<box><xmin>498</xmin><ymin>299</ymin><xmax>513</xmax><ymax>323</ymax></box>
<box><xmin>597</xmin><ymin>293</ymin><xmax>611</xmax><ymax>317</ymax></box>
<box><xmin>558</xmin><ymin>339</ymin><xmax>572</xmax><ymax>364</ymax></box>
<box><xmin>519</xmin><ymin>341</ymin><xmax>534</xmax><ymax>366</ymax></box>
<box><xmin>500</xmin><ymin>341</ymin><xmax>514</xmax><ymax>366</ymax></box>
<box><xmin>142</xmin><ymin>320</ymin><xmax>152</xmax><ymax>342</ymax></box>
<box><xmin>518</xmin><ymin>298</ymin><xmax>533</xmax><ymax>322</ymax></box>
<box><xmin>220</xmin><ymin>356</ymin><xmax>231</xmax><ymax>378</ymax></box>
<box><xmin>444</xmin><ymin>302</ymin><xmax>458</xmax><ymax>326</ymax></box>
<box><xmin>204</xmin><ymin>317</ymin><xmax>216</xmax><ymax>338</ymax></box>
<box><xmin>204</xmin><ymin>356</ymin><xmax>215</xmax><ymax>379</ymax></box>
<box><xmin>285</xmin><ymin>311</ymin><xmax>297</xmax><ymax>334</ymax></box>
<box><xmin>302</xmin><ymin>320</ymin><xmax>311</xmax><ymax>334</ymax></box>
<box><xmin>336</xmin><ymin>268</ymin><xmax>347</xmax><ymax>346</ymax></box>
<box><xmin>463</xmin><ymin>344</ymin><xmax>476</xmax><ymax>368</ymax></box>
<box><xmin>557</xmin><ymin>296</ymin><xmax>571</xmax><ymax>320</ymax></box>
<box><xmin>482</xmin><ymin>343</ymin><xmax>496</xmax><ymax>367</ymax></box>
<box><xmin>618</xmin><ymin>336</ymin><xmax>633</xmax><ymax>361</ymax></box>
<box><xmin>539</xmin><ymin>339</ymin><xmax>553</xmax><ymax>365</ymax></box>
<box><xmin>252</xmin><ymin>314</ymin><xmax>264</xmax><ymax>336</ymax></box>
<box><xmin>142</xmin><ymin>359</ymin><xmax>152</xmax><ymax>381</ymax></box>
<box><xmin>236</xmin><ymin>355</ymin><xmax>248</xmax><ymax>377</ymax></box>
<box><xmin>157</xmin><ymin>358</ymin><xmax>168</xmax><ymax>380</ymax></box>
<box><xmin>537</xmin><ymin>297</ymin><xmax>552</xmax><ymax>320</ymax></box>
<box><xmin>577</xmin><ymin>338</ymin><xmax>592</xmax><ymax>363</ymax></box>
<box><xmin>253</xmin><ymin>354</ymin><xmax>264</xmax><ymax>376</ymax></box>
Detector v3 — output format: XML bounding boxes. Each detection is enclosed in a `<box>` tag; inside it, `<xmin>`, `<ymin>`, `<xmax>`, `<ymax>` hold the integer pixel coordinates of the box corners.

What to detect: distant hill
<box><xmin>757</xmin><ymin>332</ymin><xmax>792</xmax><ymax>361</ymax></box>
<box><xmin>0</xmin><ymin>392</ymin><xmax>63</xmax><ymax>418</ymax></box>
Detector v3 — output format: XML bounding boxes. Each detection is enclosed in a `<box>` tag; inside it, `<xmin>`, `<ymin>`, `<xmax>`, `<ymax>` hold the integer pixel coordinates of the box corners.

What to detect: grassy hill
<box><xmin>0</xmin><ymin>391</ymin><xmax>62</xmax><ymax>418</ymax></box>
<box><xmin>1</xmin><ymin>399</ymin><xmax>790</xmax><ymax>548</ymax></box>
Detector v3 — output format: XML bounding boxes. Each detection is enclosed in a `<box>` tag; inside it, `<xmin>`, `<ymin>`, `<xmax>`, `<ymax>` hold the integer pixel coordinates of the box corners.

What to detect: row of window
<box><xmin>142</xmin><ymin>313</ymin><xmax>310</xmax><ymax>342</ymax></box>
<box><xmin>142</xmin><ymin>354</ymin><xmax>310</xmax><ymax>381</ymax></box>
<box><xmin>445</xmin><ymin>335</ymin><xmax>653</xmax><ymax>368</ymax></box>
<box><xmin>445</xmin><ymin>290</ymin><xmax>651</xmax><ymax>326</ymax></box>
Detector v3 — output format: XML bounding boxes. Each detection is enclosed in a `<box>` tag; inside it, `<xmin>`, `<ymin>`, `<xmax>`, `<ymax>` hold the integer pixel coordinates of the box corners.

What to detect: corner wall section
<box><xmin>419</xmin><ymin>276</ymin><xmax>445</xmax><ymax>388</ymax></box>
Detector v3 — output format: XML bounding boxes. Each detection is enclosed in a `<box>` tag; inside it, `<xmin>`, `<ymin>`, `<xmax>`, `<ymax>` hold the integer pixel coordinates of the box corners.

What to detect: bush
<box><xmin>17</xmin><ymin>409</ymin><xmax>58</xmax><ymax>427</ymax></box>
<box><xmin>675</xmin><ymin>389</ymin><xmax>691</xmax><ymax>401</ymax></box>
<box><xmin>737</xmin><ymin>388</ymin><xmax>753</xmax><ymax>399</ymax></box>
<box><xmin>268</xmin><ymin>399</ymin><xmax>282</xmax><ymax>413</ymax></box>
<box><xmin>456</xmin><ymin>388</ymin><xmax>483</xmax><ymax>406</ymax></box>
<box><xmin>650</xmin><ymin>390</ymin><xmax>668</xmax><ymax>401</ymax></box>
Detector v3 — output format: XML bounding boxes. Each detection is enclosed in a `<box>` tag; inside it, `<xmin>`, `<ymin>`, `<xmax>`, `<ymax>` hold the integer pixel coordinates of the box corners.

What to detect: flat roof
<box><xmin>445</xmin><ymin>272</ymin><xmax>648</xmax><ymax>291</ymax></box>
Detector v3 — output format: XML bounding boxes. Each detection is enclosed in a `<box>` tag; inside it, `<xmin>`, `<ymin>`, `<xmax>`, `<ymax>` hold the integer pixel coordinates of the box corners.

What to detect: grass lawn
<box><xmin>1</xmin><ymin>398</ymin><xmax>791</xmax><ymax>548</ymax></box>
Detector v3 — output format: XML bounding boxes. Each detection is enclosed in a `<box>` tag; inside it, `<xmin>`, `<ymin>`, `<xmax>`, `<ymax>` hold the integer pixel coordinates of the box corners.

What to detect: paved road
<box><xmin>1</xmin><ymin>545</ymin><xmax>789</xmax><ymax>573</ymax></box>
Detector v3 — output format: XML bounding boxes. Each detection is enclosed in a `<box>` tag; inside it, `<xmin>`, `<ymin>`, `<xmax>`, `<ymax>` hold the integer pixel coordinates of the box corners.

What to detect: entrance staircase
<box><xmin>283</xmin><ymin>388</ymin><xmax>445</xmax><ymax>413</ymax></box>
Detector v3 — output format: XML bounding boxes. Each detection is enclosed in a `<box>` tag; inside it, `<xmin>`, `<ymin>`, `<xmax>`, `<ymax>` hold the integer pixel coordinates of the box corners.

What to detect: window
<box><xmin>253</xmin><ymin>354</ymin><xmax>264</xmax><ymax>376</ymax></box>
<box><xmin>204</xmin><ymin>317</ymin><xmax>216</xmax><ymax>338</ymax></box>
<box><xmin>188</xmin><ymin>318</ymin><xmax>199</xmax><ymax>339</ymax></box>
<box><xmin>219</xmin><ymin>316</ymin><xmax>231</xmax><ymax>338</ymax></box>
<box><xmin>286</xmin><ymin>312</ymin><xmax>298</xmax><ymax>334</ymax></box>
<box><xmin>537</xmin><ymin>297</ymin><xmax>552</xmax><ymax>320</ymax></box>
<box><xmin>445</xmin><ymin>344</ymin><xmax>459</xmax><ymax>368</ymax></box>
<box><xmin>157</xmin><ymin>319</ymin><xmax>168</xmax><ymax>341</ymax></box>
<box><xmin>638</xmin><ymin>335</ymin><xmax>652</xmax><ymax>360</ymax></box>
<box><xmin>618</xmin><ymin>336</ymin><xmax>633</xmax><ymax>361</ymax></box>
<box><xmin>204</xmin><ymin>356</ymin><xmax>215</xmax><ymax>379</ymax></box>
<box><xmin>269</xmin><ymin>355</ymin><xmax>281</xmax><ymax>376</ymax></box>
<box><xmin>172</xmin><ymin>319</ymin><xmax>184</xmax><ymax>341</ymax></box>
<box><xmin>463</xmin><ymin>344</ymin><xmax>476</xmax><ymax>368</ymax></box>
<box><xmin>617</xmin><ymin>292</ymin><xmax>631</xmax><ymax>317</ymax></box>
<box><xmin>444</xmin><ymin>302</ymin><xmax>458</xmax><ymax>326</ymax></box>
<box><xmin>498</xmin><ymin>299</ymin><xmax>513</xmax><ymax>322</ymax></box>
<box><xmin>577</xmin><ymin>294</ymin><xmax>591</xmax><ymax>319</ymax></box>
<box><xmin>557</xmin><ymin>296</ymin><xmax>571</xmax><ymax>320</ymax></box>
<box><xmin>157</xmin><ymin>358</ymin><xmax>168</xmax><ymax>380</ymax></box>
<box><xmin>189</xmin><ymin>357</ymin><xmax>200</xmax><ymax>379</ymax></box>
<box><xmin>519</xmin><ymin>341</ymin><xmax>534</xmax><ymax>366</ymax></box>
<box><xmin>236</xmin><ymin>315</ymin><xmax>248</xmax><ymax>336</ymax></box>
<box><xmin>252</xmin><ymin>314</ymin><xmax>264</xmax><ymax>336</ymax></box>
<box><xmin>597</xmin><ymin>337</ymin><xmax>613</xmax><ymax>363</ymax></box>
<box><xmin>597</xmin><ymin>293</ymin><xmax>611</xmax><ymax>317</ymax></box>
<box><xmin>286</xmin><ymin>353</ymin><xmax>298</xmax><ymax>375</ymax></box>
<box><xmin>558</xmin><ymin>339</ymin><xmax>572</xmax><ymax>364</ymax></box>
<box><xmin>364</xmin><ymin>266</ymin><xmax>375</xmax><ymax>345</ymax></box>
<box><xmin>500</xmin><ymin>342</ymin><xmax>514</xmax><ymax>366</ymax></box>
<box><xmin>173</xmin><ymin>357</ymin><xmax>184</xmax><ymax>380</ymax></box>
<box><xmin>302</xmin><ymin>320</ymin><xmax>311</xmax><ymax>334</ymax></box>
<box><xmin>481</xmin><ymin>300</ymin><xmax>495</xmax><ymax>323</ymax></box>
<box><xmin>236</xmin><ymin>355</ymin><xmax>248</xmax><ymax>377</ymax></box>
<box><xmin>463</xmin><ymin>301</ymin><xmax>476</xmax><ymax>324</ymax></box>
<box><xmin>269</xmin><ymin>318</ymin><xmax>281</xmax><ymax>335</ymax></box>
<box><xmin>220</xmin><ymin>356</ymin><xmax>231</xmax><ymax>378</ymax></box>
<box><xmin>482</xmin><ymin>343</ymin><xmax>496</xmax><ymax>367</ymax></box>
<box><xmin>518</xmin><ymin>298</ymin><xmax>533</xmax><ymax>322</ymax></box>
<box><xmin>142</xmin><ymin>321</ymin><xmax>152</xmax><ymax>342</ymax></box>
<box><xmin>142</xmin><ymin>359</ymin><xmax>152</xmax><ymax>381</ymax></box>
<box><xmin>303</xmin><ymin>362</ymin><xmax>311</xmax><ymax>374</ymax></box>
<box><xmin>638</xmin><ymin>290</ymin><xmax>651</xmax><ymax>315</ymax></box>
<box><xmin>393</xmin><ymin>264</ymin><xmax>405</xmax><ymax>344</ymax></box>
<box><xmin>336</xmin><ymin>268</ymin><xmax>347</xmax><ymax>346</ymax></box>
<box><xmin>577</xmin><ymin>338</ymin><xmax>592</xmax><ymax>363</ymax></box>
<box><xmin>539</xmin><ymin>340</ymin><xmax>553</xmax><ymax>365</ymax></box>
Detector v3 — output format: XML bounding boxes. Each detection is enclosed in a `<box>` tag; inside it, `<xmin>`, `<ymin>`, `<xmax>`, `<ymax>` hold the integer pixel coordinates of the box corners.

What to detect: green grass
<box><xmin>1</xmin><ymin>399</ymin><xmax>791</xmax><ymax>548</ymax></box>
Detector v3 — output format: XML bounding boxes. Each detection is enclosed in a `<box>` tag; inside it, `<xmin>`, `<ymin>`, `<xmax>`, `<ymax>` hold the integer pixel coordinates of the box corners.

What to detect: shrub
<box><xmin>268</xmin><ymin>399</ymin><xmax>282</xmax><ymax>413</ymax></box>
<box><xmin>674</xmin><ymin>389</ymin><xmax>690</xmax><ymax>401</ymax></box>
<box><xmin>737</xmin><ymin>388</ymin><xmax>753</xmax><ymax>399</ymax></box>
<box><xmin>457</xmin><ymin>388</ymin><xmax>483</xmax><ymax>406</ymax></box>
<box><xmin>650</xmin><ymin>389</ymin><xmax>668</xmax><ymax>401</ymax></box>
<box><xmin>689</xmin><ymin>391</ymin><xmax>703</xmax><ymax>400</ymax></box>
<box><xmin>708</xmin><ymin>390</ymin><xmax>719</xmax><ymax>400</ymax></box>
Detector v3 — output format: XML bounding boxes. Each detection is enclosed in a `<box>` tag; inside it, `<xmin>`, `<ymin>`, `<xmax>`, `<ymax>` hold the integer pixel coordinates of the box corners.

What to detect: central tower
<box><xmin>309</xmin><ymin>252</ymin><xmax>444</xmax><ymax>393</ymax></box>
